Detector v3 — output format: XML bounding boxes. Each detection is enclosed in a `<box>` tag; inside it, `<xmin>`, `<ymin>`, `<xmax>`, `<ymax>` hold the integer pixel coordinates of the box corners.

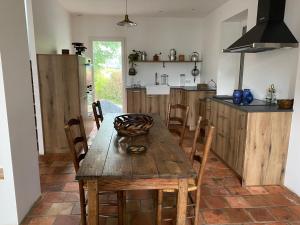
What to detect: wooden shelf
<box><xmin>135</xmin><ymin>60</ymin><xmax>202</xmax><ymax>68</ymax></box>
<box><xmin>0</xmin><ymin>168</ymin><xmax>4</xmax><ymax>180</ymax></box>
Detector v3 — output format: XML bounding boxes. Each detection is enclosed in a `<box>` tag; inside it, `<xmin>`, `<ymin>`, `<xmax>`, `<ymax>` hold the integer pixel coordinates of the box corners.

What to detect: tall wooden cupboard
<box><xmin>37</xmin><ymin>54</ymin><xmax>89</xmax><ymax>153</ymax></box>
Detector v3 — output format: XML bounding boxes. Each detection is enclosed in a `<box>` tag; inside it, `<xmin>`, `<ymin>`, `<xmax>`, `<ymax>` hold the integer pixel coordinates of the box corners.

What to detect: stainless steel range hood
<box><xmin>223</xmin><ymin>0</ymin><xmax>298</xmax><ymax>53</ymax></box>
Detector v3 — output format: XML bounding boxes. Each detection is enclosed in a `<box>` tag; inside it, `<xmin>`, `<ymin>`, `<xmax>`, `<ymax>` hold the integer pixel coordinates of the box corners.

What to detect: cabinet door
<box><xmin>215</xmin><ymin>103</ymin><xmax>231</xmax><ymax>159</ymax></box>
<box><xmin>233</xmin><ymin>110</ymin><xmax>247</xmax><ymax>176</ymax></box>
<box><xmin>210</xmin><ymin>101</ymin><xmax>218</xmax><ymax>152</ymax></box>
<box><xmin>127</xmin><ymin>89</ymin><xmax>146</xmax><ymax>113</ymax></box>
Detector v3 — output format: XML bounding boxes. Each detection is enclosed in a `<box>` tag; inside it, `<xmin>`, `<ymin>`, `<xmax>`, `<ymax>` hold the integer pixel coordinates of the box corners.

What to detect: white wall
<box><xmin>25</xmin><ymin>0</ymin><xmax>45</xmax><ymax>155</ymax></box>
<box><xmin>202</xmin><ymin>0</ymin><xmax>300</xmax><ymax>99</ymax></box>
<box><xmin>217</xmin><ymin>22</ymin><xmax>243</xmax><ymax>95</ymax></box>
<box><xmin>32</xmin><ymin>0</ymin><xmax>72</xmax><ymax>54</ymax></box>
<box><xmin>285</xmin><ymin>50</ymin><xmax>300</xmax><ymax>195</ymax></box>
<box><xmin>71</xmin><ymin>15</ymin><xmax>204</xmax><ymax>86</ymax></box>
<box><xmin>0</xmin><ymin>0</ymin><xmax>41</xmax><ymax>224</ymax></box>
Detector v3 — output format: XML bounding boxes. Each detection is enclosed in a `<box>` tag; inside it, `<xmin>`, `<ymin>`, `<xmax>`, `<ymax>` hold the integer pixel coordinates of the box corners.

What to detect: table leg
<box><xmin>176</xmin><ymin>179</ymin><xmax>188</xmax><ymax>225</ymax></box>
<box><xmin>88</xmin><ymin>181</ymin><xmax>99</xmax><ymax>225</ymax></box>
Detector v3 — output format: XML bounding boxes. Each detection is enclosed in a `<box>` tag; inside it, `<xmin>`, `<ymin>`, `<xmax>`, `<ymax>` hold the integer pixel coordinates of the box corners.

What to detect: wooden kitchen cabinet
<box><xmin>146</xmin><ymin>95</ymin><xmax>169</xmax><ymax>122</ymax></box>
<box><xmin>127</xmin><ymin>88</ymin><xmax>146</xmax><ymax>113</ymax></box>
<box><xmin>37</xmin><ymin>54</ymin><xmax>90</xmax><ymax>153</ymax></box>
<box><xmin>210</xmin><ymin>98</ymin><xmax>292</xmax><ymax>185</ymax></box>
<box><xmin>126</xmin><ymin>88</ymin><xmax>215</xmax><ymax>128</ymax></box>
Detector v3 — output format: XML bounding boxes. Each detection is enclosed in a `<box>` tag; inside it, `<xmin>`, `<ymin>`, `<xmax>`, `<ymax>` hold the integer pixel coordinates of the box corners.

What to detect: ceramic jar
<box><xmin>233</xmin><ymin>90</ymin><xmax>243</xmax><ymax>105</ymax></box>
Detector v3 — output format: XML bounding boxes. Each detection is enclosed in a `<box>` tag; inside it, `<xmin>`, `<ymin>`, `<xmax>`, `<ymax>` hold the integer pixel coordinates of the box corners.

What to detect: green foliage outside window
<box><xmin>93</xmin><ymin>41</ymin><xmax>122</xmax><ymax>105</ymax></box>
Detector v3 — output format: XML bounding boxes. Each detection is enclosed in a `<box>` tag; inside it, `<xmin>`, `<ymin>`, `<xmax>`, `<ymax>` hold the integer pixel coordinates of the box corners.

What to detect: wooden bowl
<box><xmin>277</xmin><ymin>99</ymin><xmax>294</xmax><ymax>110</ymax></box>
<box><xmin>114</xmin><ymin>114</ymin><xmax>154</xmax><ymax>137</ymax></box>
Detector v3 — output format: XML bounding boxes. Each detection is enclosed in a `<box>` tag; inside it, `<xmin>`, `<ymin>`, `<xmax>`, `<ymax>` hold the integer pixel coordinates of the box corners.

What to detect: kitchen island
<box><xmin>126</xmin><ymin>86</ymin><xmax>216</xmax><ymax>129</ymax></box>
<box><xmin>205</xmin><ymin>97</ymin><xmax>293</xmax><ymax>186</ymax></box>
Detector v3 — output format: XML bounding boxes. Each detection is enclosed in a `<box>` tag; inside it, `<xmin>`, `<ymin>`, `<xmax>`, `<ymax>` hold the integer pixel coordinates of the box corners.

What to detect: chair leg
<box><xmin>194</xmin><ymin>190</ymin><xmax>201</xmax><ymax>225</ymax></box>
<box><xmin>157</xmin><ymin>190</ymin><xmax>163</xmax><ymax>225</ymax></box>
<box><xmin>79</xmin><ymin>182</ymin><xmax>87</xmax><ymax>225</ymax></box>
<box><xmin>117</xmin><ymin>191</ymin><xmax>126</xmax><ymax>225</ymax></box>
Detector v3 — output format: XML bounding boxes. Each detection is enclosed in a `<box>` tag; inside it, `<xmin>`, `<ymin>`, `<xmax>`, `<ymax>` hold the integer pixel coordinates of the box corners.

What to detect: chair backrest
<box><xmin>166</xmin><ymin>104</ymin><xmax>190</xmax><ymax>145</ymax></box>
<box><xmin>189</xmin><ymin>116</ymin><xmax>215</xmax><ymax>188</ymax></box>
<box><xmin>64</xmin><ymin>116</ymin><xmax>89</xmax><ymax>172</ymax></box>
<box><xmin>189</xmin><ymin>116</ymin><xmax>202</xmax><ymax>162</ymax></box>
<box><xmin>92</xmin><ymin>100</ymin><xmax>104</xmax><ymax>130</ymax></box>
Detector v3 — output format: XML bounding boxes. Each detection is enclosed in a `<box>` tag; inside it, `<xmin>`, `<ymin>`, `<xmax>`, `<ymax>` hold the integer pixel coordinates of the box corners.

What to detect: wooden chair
<box><xmin>92</xmin><ymin>100</ymin><xmax>104</xmax><ymax>130</ymax></box>
<box><xmin>65</xmin><ymin>116</ymin><xmax>125</xmax><ymax>225</ymax></box>
<box><xmin>166</xmin><ymin>104</ymin><xmax>190</xmax><ymax>146</ymax></box>
<box><xmin>157</xmin><ymin>116</ymin><xmax>215</xmax><ymax>225</ymax></box>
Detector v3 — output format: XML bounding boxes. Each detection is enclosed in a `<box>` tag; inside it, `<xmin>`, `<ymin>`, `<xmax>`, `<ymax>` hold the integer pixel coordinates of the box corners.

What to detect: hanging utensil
<box><xmin>191</xmin><ymin>62</ymin><xmax>200</xmax><ymax>82</ymax></box>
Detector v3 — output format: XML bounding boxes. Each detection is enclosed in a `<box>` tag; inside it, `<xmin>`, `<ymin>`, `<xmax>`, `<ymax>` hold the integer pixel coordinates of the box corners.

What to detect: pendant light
<box><xmin>117</xmin><ymin>0</ymin><xmax>137</xmax><ymax>27</ymax></box>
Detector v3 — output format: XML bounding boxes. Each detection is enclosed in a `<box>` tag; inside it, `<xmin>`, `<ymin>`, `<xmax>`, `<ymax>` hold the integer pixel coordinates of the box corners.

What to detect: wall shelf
<box><xmin>135</xmin><ymin>60</ymin><xmax>202</xmax><ymax>68</ymax></box>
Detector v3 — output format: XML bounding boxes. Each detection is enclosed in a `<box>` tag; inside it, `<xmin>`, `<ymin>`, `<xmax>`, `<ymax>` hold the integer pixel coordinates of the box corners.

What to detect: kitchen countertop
<box><xmin>126</xmin><ymin>86</ymin><xmax>216</xmax><ymax>92</ymax></box>
<box><xmin>210</xmin><ymin>96</ymin><xmax>293</xmax><ymax>113</ymax></box>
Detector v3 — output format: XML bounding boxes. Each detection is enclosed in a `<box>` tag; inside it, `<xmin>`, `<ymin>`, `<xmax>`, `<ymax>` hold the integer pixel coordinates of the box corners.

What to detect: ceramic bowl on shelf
<box><xmin>277</xmin><ymin>99</ymin><xmax>294</xmax><ymax>109</ymax></box>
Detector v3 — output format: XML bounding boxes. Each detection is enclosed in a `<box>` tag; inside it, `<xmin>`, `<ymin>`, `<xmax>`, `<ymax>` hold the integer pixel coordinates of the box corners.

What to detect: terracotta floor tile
<box><xmin>71</xmin><ymin>202</ymin><xmax>81</xmax><ymax>215</ymax></box>
<box><xmin>265</xmin><ymin>223</ymin><xmax>290</xmax><ymax>225</ymax></box>
<box><xmin>127</xmin><ymin>212</ymin><xmax>154</xmax><ymax>225</ymax></box>
<box><xmin>204</xmin><ymin>196</ymin><xmax>229</xmax><ymax>209</ymax></box>
<box><xmin>246</xmin><ymin>208</ymin><xmax>275</xmax><ymax>222</ymax></box>
<box><xmin>221</xmin><ymin>177</ymin><xmax>242</xmax><ymax>187</ymax></box>
<box><xmin>224</xmin><ymin>208</ymin><xmax>253</xmax><ymax>223</ymax></box>
<box><xmin>227</xmin><ymin>186</ymin><xmax>251</xmax><ymax>195</ymax></box>
<box><xmin>64</xmin><ymin>192</ymin><xmax>79</xmax><ymax>202</ymax></box>
<box><xmin>29</xmin><ymin>202</ymin><xmax>52</xmax><ymax>216</ymax></box>
<box><xmin>266</xmin><ymin>194</ymin><xmax>294</xmax><ymax>206</ymax></box>
<box><xmin>126</xmin><ymin>200</ymin><xmax>141</xmax><ymax>212</ymax></box>
<box><xmin>283</xmin><ymin>192</ymin><xmax>300</xmax><ymax>205</ymax></box>
<box><xmin>225</xmin><ymin>196</ymin><xmax>251</xmax><ymax>208</ymax></box>
<box><xmin>289</xmin><ymin>205</ymin><xmax>300</xmax><ymax>215</ymax></box>
<box><xmin>264</xmin><ymin>186</ymin><xmax>287</xmax><ymax>194</ymax></box>
<box><xmin>53</xmin><ymin>166</ymin><xmax>75</xmax><ymax>174</ymax></box>
<box><xmin>209</xmin><ymin>187</ymin><xmax>230</xmax><ymax>196</ymax></box>
<box><xmin>41</xmin><ymin>183</ymin><xmax>64</xmax><ymax>193</ymax></box>
<box><xmin>27</xmin><ymin>217</ymin><xmax>56</xmax><ymax>225</ymax></box>
<box><xmin>63</xmin><ymin>182</ymin><xmax>79</xmax><ymax>192</ymax></box>
<box><xmin>202</xmin><ymin>209</ymin><xmax>230</xmax><ymax>224</ymax></box>
<box><xmin>247</xmin><ymin>186</ymin><xmax>269</xmax><ymax>195</ymax></box>
<box><xmin>43</xmin><ymin>192</ymin><xmax>66</xmax><ymax>203</ymax></box>
<box><xmin>53</xmin><ymin>215</ymin><xmax>81</xmax><ymax>225</ymax></box>
<box><xmin>244</xmin><ymin>195</ymin><xmax>275</xmax><ymax>207</ymax></box>
<box><xmin>140</xmin><ymin>199</ymin><xmax>154</xmax><ymax>211</ymax></box>
<box><xmin>268</xmin><ymin>207</ymin><xmax>300</xmax><ymax>221</ymax></box>
<box><xmin>46</xmin><ymin>203</ymin><xmax>74</xmax><ymax>216</ymax></box>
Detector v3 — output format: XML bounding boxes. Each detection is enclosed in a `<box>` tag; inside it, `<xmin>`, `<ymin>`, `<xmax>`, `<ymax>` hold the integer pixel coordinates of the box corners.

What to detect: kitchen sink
<box><xmin>146</xmin><ymin>85</ymin><xmax>170</xmax><ymax>95</ymax></box>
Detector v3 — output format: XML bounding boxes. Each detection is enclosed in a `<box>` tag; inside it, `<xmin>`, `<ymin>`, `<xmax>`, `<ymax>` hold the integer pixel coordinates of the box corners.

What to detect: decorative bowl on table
<box><xmin>114</xmin><ymin>114</ymin><xmax>154</xmax><ymax>137</ymax></box>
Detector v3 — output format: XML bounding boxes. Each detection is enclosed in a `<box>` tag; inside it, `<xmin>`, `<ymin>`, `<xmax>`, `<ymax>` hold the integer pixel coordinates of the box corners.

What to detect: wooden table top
<box><xmin>76</xmin><ymin>113</ymin><xmax>196</xmax><ymax>180</ymax></box>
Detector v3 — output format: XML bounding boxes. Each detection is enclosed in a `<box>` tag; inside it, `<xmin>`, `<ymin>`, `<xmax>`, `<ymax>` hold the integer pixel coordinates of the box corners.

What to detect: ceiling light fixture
<box><xmin>117</xmin><ymin>0</ymin><xmax>137</xmax><ymax>27</ymax></box>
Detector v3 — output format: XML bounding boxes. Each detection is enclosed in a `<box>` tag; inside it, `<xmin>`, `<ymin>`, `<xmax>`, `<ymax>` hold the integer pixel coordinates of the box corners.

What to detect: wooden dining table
<box><xmin>76</xmin><ymin>113</ymin><xmax>196</xmax><ymax>225</ymax></box>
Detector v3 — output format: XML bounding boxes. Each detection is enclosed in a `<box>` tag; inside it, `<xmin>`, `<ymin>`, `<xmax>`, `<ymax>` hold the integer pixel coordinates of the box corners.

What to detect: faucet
<box><xmin>155</xmin><ymin>72</ymin><xmax>159</xmax><ymax>85</ymax></box>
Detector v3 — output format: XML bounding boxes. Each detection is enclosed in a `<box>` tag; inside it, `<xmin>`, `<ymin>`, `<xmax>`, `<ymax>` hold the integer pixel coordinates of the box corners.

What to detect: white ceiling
<box><xmin>57</xmin><ymin>0</ymin><xmax>229</xmax><ymax>18</ymax></box>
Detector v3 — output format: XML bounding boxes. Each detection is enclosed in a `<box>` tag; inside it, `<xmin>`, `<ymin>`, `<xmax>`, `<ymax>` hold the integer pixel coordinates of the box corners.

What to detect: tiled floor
<box><xmin>22</xmin><ymin>130</ymin><xmax>300</xmax><ymax>225</ymax></box>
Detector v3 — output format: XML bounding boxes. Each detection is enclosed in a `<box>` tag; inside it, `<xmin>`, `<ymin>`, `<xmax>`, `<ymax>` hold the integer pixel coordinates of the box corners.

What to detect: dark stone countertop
<box><xmin>210</xmin><ymin>96</ymin><xmax>293</xmax><ymax>113</ymax></box>
<box><xmin>126</xmin><ymin>86</ymin><xmax>216</xmax><ymax>92</ymax></box>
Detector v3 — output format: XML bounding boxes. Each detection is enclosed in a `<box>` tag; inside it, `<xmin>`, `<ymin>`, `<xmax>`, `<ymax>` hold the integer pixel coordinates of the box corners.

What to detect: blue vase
<box><xmin>242</xmin><ymin>89</ymin><xmax>254</xmax><ymax>105</ymax></box>
<box><xmin>233</xmin><ymin>90</ymin><xmax>243</xmax><ymax>105</ymax></box>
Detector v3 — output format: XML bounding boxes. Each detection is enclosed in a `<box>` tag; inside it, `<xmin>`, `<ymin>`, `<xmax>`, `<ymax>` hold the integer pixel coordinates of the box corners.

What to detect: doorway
<box><xmin>92</xmin><ymin>40</ymin><xmax>124</xmax><ymax>114</ymax></box>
